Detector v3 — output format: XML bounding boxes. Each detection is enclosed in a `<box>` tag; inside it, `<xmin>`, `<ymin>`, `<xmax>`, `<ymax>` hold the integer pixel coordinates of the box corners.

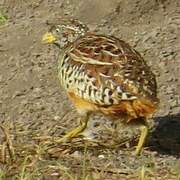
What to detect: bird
<box><xmin>42</xmin><ymin>18</ymin><xmax>159</xmax><ymax>155</ymax></box>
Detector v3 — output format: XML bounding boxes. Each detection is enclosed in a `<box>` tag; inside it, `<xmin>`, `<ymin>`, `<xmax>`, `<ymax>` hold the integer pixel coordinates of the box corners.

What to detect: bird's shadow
<box><xmin>148</xmin><ymin>113</ymin><xmax>180</xmax><ymax>157</ymax></box>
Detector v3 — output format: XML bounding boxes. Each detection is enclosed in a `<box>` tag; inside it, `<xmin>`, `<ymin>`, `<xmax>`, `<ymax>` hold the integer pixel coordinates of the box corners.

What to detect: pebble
<box><xmin>51</xmin><ymin>173</ymin><xmax>59</xmax><ymax>176</ymax></box>
<box><xmin>54</xmin><ymin>116</ymin><xmax>60</xmax><ymax>120</ymax></box>
<box><xmin>12</xmin><ymin>90</ymin><xmax>26</xmax><ymax>98</ymax></box>
<box><xmin>71</xmin><ymin>151</ymin><xmax>81</xmax><ymax>159</ymax></box>
<box><xmin>167</xmin><ymin>76</ymin><xmax>175</xmax><ymax>82</ymax></box>
<box><xmin>98</xmin><ymin>154</ymin><xmax>105</xmax><ymax>159</ymax></box>
<box><xmin>33</xmin><ymin>87</ymin><xmax>41</xmax><ymax>93</ymax></box>
<box><xmin>166</xmin><ymin>86</ymin><xmax>174</xmax><ymax>94</ymax></box>
<box><xmin>169</xmin><ymin>99</ymin><xmax>178</xmax><ymax>108</ymax></box>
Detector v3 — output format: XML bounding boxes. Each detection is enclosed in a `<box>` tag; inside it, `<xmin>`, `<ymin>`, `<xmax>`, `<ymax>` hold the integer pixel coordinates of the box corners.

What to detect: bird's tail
<box><xmin>132</xmin><ymin>97</ymin><xmax>159</xmax><ymax>118</ymax></box>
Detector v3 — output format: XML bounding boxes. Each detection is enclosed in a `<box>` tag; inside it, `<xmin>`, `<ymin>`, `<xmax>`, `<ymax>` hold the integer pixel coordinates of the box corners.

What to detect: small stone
<box><xmin>51</xmin><ymin>173</ymin><xmax>59</xmax><ymax>176</ymax></box>
<box><xmin>167</xmin><ymin>76</ymin><xmax>175</xmax><ymax>82</ymax></box>
<box><xmin>164</xmin><ymin>69</ymin><xmax>169</xmax><ymax>73</ymax></box>
<box><xmin>12</xmin><ymin>90</ymin><xmax>25</xmax><ymax>98</ymax></box>
<box><xmin>98</xmin><ymin>154</ymin><xmax>105</xmax><ymax>159</ymax></box>
<box><xmin>71</xmin><ymin>151</ymin><xmax>81</xmax><ymax>159</ymax></box>
<box><xmin>33</xmin><ymin>87</ymin><xmax>41</xmax><ymax>93</ymax></box>
<box><xmin>170</xmin><ymin>99</ymin><xmax>178</xmax><ymax>108</ymax></box>
<box><xmin>54</xmin><ymin>116</ymin><xmax>60</xmax><ymax>120</ymax></box>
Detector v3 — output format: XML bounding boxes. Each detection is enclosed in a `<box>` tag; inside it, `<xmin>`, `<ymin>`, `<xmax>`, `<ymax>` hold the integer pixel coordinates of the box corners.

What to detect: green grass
<box><xmin>0</xmin><ymin>124</ymin><xmax>94</xmax><ymax>179</ymax></box>
<box><xmin>0</xmin><ymin>169</ymin><xmax>5</xmax><ymax>180</ymax></box>
<box><xmin>0</xmin><ymin>12</ymin><xmax>7</xmax><ymax>25</ymax></box>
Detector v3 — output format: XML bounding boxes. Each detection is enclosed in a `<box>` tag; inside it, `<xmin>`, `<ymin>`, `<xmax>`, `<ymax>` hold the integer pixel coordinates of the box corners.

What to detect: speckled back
<box><xmin>58</xmin><ymin>33</ymin><xmax>158</xmax><ymax>107</ymax></box>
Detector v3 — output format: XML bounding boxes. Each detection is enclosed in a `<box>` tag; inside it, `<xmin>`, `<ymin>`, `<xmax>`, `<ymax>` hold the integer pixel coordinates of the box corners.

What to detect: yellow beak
<box><xmin>42</xmin><ymin>32</ymin><xmax>56</xmax><ymax>43</ymax></box>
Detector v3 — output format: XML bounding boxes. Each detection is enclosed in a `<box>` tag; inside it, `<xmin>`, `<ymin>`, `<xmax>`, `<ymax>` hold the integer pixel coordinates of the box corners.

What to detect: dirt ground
<box><xmin>0</xmin><ymin>0</ymin><xmax>180</xmax><ymax>179</ymax></box>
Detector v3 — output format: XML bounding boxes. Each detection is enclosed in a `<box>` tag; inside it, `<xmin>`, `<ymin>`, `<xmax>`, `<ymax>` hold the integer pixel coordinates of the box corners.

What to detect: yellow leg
<box><xmin>134</xmin><ymin>123</ymin><xmax>149</xmax><ymax>155</ymax></box>
<box><xmin>55</xmin><ymin>114</ymin><xmax>89</xmax><ymax>143</ymax></box>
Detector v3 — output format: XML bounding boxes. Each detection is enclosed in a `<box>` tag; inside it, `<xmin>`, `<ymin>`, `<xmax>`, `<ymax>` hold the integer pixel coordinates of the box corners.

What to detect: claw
<box><xmin>55</xmin><ymin>114</ymin><xmax>89</xmax><ymax>143</ymax></box>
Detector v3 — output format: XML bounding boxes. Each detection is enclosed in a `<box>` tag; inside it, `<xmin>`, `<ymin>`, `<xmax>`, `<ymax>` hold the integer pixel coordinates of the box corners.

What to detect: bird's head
<box><xmin>42</xmin><ymin>18</ymin><xmax>89</xmax><ymax>48</ymax></box>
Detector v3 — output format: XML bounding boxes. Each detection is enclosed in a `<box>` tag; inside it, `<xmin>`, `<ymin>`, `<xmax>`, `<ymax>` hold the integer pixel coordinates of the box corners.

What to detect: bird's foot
<box><xmin>55</xmin><ymin>123</ymin><xmax>87</xmax><ymax>143</ymax></box>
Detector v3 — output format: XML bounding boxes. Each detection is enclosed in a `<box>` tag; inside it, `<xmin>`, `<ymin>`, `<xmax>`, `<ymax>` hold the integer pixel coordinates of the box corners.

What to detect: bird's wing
<box><xmin>59</xmin><ymin>33</ymin><xmax>158</xmax><ymax>106</ymax></box>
